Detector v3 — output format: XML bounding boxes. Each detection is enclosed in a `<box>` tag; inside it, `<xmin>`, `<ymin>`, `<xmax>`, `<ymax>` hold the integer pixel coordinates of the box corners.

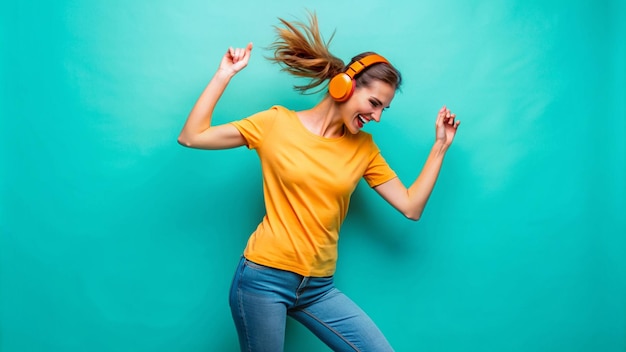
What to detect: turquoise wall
<box><xmin>2</xmin><ymin>0</ymin><xmax>625</xmax><ymax>351</ymax></box>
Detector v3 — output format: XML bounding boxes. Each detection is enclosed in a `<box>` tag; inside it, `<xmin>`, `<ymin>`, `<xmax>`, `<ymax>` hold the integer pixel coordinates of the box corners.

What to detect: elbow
<box><xmin>406</xmin><ymin>213</ymin><xmax>421</xmax><ymax>221</ymax></box>
<box><xmin>390</xmin><ymin>201</ymin><xmax>422</xmax><ymax>221</ymax></box>
<box><xmin>177</xmin><ymin>134</ymin><xmax>193</xmax><ymax>148</ymax></box>
<box><xmin>403</xmin><ymin>207</ymin><xmax>423</xmax><ymax>221</ymax></box>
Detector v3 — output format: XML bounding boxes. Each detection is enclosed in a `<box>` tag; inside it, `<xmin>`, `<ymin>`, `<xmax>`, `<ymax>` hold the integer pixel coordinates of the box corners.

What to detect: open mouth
<box><xmin>358</xmin><ymin>114</ymin><xmax>367</xmax><ymax>126</ymax></box>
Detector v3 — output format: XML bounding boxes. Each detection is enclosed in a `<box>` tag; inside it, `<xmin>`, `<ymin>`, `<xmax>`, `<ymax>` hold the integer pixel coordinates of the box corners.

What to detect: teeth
<box><xmin>358</xmin><ymin>115</ymin><xmax>367</xmax><ymax>124</ymax></box>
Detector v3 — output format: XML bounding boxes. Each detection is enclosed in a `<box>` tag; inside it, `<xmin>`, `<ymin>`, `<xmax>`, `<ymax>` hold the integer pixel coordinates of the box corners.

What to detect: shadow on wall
<box><xmin>344</xmin><ymin>185</ymin><xmax>414</xmax><ymax>254</ymax></box>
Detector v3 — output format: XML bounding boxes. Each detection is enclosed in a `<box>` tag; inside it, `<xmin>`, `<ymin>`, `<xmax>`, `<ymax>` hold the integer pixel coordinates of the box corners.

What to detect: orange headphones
<box><xmin>328</xmin><ymin>54</ymin><xmax>389</xmax><ymax>102</ymax></box>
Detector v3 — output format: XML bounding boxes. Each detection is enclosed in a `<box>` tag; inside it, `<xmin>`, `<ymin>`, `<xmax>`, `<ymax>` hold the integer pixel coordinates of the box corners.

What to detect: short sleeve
<box><xmin>363</xmin><ymin>137</ymin><xmax>397</xmax><ymax>187</ymax></box>
<box><xmin>230</xmin><ymin>106</ymin><xmax>279</xmax><ymax>149</ymax></box>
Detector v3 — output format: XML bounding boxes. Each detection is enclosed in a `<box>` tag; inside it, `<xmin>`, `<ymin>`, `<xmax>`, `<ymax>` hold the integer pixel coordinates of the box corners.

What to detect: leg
<box><xmin>289</xmin><ymin>288</ymin><xmax>394</xmax><ymax>352</ymax></box>
<box><xmin>229</xmin><ymin>258</ymin><xmax>292</xmax><ymax>352</ymax></box>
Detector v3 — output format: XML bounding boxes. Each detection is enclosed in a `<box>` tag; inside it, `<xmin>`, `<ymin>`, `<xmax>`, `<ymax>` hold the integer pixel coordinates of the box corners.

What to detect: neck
<box><xmin>298</xmin><ymin>97</ymin><xmax>345</xmax><ymax>138</ymax></box>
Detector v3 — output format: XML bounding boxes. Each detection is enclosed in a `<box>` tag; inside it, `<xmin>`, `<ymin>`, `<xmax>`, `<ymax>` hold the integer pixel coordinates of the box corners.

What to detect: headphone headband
<box><xmin>328</xmin><ymin>54</ymin><xmax>390</xmax><ymax>102</ymax></box>
<box><xmin>344</xmin><ymin>54</ymin><xmax>389</xmax><ymax>79</ymax></box>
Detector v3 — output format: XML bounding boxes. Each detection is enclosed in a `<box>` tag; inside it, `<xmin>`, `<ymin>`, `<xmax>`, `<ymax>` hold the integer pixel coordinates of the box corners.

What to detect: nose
<box><xmin>371</xmin><ymin>111</ymin><xmax>382</xmax><ymax>123</ymax></box>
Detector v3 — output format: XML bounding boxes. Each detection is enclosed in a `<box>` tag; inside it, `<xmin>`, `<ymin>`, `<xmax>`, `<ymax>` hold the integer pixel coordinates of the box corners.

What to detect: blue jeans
<box><xmin>229</xmin><ymin>257</ymin><xmax>394</xmax><ymax>351</ymax></box>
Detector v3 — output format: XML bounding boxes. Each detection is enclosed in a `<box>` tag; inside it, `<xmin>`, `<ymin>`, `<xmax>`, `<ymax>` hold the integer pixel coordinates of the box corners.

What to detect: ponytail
<box><xmin>268</xmin><ymin>12</ymin><xmax>345</xmax><ymax>94</ymax></box>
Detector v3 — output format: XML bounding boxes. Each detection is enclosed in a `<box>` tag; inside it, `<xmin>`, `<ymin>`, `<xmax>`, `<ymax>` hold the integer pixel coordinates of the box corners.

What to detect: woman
<box><xmin>178</xmin><ymin>13</ymin><xmax>460</xmax><ymax>352</ymax></box>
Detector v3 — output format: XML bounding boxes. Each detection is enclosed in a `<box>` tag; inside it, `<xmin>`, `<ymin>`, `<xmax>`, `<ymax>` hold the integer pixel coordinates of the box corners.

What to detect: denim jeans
<box><xmin>229</xmin><ymin>257</ymin><xmax>394</xmax><ymax>352</ymax></box>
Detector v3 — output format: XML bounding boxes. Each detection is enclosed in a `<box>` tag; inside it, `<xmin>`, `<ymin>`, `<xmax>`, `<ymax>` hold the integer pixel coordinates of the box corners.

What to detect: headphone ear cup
<box><xmin>328</xmin><ymin>73</ymin><xmax>355</xmax><ymax>102</ymax></box>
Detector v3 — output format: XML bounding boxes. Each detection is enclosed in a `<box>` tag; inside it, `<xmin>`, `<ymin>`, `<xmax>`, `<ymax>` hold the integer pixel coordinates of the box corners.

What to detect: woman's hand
<box><xmin>435</xmin><ymin>105</ymin><xmax>460</xmax><ymax>147</ymax></box>
<box><xmin>219</xmin><ymin>42</ymin><xmax>253</xmax><ymax>75</ymax></box>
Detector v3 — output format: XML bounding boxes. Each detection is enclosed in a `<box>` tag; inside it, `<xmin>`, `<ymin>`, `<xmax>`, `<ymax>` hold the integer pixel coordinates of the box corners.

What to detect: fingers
<box><xmin>435</xmin><ymin>105</ymin><xmax>446</xmax><ymax>126</ymax></box>
<box><xmin>437</xmin><ymin>105</ymin><xmax>460</xmax><ymax>128</ymax></box>
<box><xmin>447</xmin><ymin>114</ymin><xmax>460</xmax><ymax>129</ymax></box>
<box><xmin>227</xmin><ymin>42</ymin><xmax>253</xmax><ymax>64</ymax></box>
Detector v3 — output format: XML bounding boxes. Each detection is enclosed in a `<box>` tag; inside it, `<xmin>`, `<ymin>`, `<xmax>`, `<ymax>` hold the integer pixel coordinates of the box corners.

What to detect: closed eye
<box><xmin>370</xmin><ymin>97</ymin><xmax>389</xmax><ymax>110</ymax></box>
<box><xmin>369</xmin><ymin>98</ymin><xmax>385</xmax><ymax>108</ymax></box>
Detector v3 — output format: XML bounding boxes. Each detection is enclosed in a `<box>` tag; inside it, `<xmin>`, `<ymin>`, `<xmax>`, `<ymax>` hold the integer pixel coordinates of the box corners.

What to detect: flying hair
<box><xmin>268</xmin><ymin>11</ymin><xmax>345</xmax><ymax>94</ymax></box>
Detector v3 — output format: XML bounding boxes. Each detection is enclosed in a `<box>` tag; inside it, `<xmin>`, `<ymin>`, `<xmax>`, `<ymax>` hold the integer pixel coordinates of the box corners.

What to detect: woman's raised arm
<box><xmin>178</xmin><ymin>43</ymin><xmax>253</xmax><ymax>150</ymax></box>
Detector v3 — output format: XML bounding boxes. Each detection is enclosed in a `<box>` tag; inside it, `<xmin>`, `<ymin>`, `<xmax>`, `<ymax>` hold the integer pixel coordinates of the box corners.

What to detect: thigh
<box><xmin>229</xmin><ymin>258</ymin><xmax>292</xmax><ymax>352</ymax></box>
<box><xmin>289</xmin><ymin>288</ymin><xmax>394</xmax><ymax>352</ymax></box>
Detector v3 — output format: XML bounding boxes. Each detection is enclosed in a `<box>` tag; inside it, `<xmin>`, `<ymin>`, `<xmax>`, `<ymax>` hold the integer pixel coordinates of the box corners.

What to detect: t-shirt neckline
<box><xmin>288</xmin><ymin>108</ymin><xmax>348</xmax><ymax>143</ymax></box>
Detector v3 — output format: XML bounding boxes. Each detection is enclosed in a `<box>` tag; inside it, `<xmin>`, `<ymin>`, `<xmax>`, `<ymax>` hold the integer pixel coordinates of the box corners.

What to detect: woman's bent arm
<box><xmin>178</xmin><ymin>43</ymin><xmax>253</xmax><ymax>150</ymax></box>
<box><xmin>374</xmin><ymin>106</ymin><xmax>460</xmax><ymax>221</ymax></box>
<box><xmin>374</xmin><ymin>141</ymin><xmax>448</xmax><ymax>221</ymax></box>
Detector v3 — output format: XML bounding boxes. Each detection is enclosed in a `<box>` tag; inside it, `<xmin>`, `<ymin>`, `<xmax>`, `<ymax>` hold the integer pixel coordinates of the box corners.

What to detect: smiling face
<box><xmin>340</xmin><ymin>80</ymin><xmax>396</xmax><ymax>134</ymax></box>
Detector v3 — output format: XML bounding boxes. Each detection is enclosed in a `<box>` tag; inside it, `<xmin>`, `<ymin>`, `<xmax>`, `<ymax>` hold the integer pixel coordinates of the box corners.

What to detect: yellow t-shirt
<box><xmin>230</xmin><ymin>105</ymin><xmax>397</xmax><ymax>277</ymax></box>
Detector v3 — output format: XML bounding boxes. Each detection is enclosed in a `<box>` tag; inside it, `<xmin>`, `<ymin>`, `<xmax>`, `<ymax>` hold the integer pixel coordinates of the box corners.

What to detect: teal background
<box><xmin>2</xmin><ymin>0</ymin><xmax>625</xmax><ymax>351</ymax></box>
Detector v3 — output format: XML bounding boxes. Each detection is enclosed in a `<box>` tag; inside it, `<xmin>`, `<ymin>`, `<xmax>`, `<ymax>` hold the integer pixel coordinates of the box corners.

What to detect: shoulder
<box><xmin>268</xmin><ymin>105</ymin><xmax>293</xmax><ymax>116</ymax></box>
<box><xmin>248</xmin><ymin>105</ymin><xmax>295</xmax><ymax>122</ymax></box>
<box><xmin>235</xmin><ymin>105</ymin><xmax>288</xmax><ymax>125</ymax></box>
<box><xmin>270</xmin><ymin>105</ymin><xmax>289</xmax><ymax>112</ymax></box>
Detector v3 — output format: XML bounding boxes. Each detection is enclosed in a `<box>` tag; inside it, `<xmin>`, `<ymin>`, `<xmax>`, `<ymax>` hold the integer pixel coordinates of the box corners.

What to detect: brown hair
<box><xmin>268</xmin><ymin>12</ymin><xmax>402</xmax><ymax>95</ymax></box>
